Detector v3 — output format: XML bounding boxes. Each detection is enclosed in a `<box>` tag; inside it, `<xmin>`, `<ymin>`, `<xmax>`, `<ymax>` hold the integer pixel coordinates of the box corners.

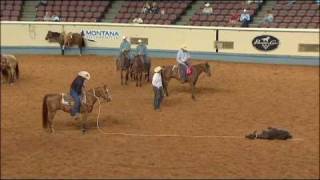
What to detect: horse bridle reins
<box><xmin>89</xmin><ymin>88</ymin><xmax>111</xmax><ymax>103</ymax></box>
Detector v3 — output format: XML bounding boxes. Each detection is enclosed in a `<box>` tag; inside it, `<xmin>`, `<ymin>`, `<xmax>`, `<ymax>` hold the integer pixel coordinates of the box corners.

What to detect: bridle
<box><xmin>89</xmin><ymin>87</ymin><xmax>111</xmax><ymax>103</ymax></box>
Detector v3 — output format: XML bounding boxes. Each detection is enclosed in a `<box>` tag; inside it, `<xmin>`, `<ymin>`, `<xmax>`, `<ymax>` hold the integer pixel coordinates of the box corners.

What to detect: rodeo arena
<box><xmin>1</xmin><ymin>0</ymin><xmax>319</xmax><ymax>179</ymax></box>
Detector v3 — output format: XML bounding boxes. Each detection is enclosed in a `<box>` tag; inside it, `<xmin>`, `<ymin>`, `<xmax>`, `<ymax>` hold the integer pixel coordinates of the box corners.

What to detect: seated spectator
<box><xmin>51</xmin><ymin>13</ymin><xmax>60</xmax><ymax>22</ymax></box>
<box><xmin>287</xmin><ymin>0</ymin><xmax>295</xmax><ymax>5</ymax></box>
<box><xmin>240</xmin><ymin>9</ymin><xmax>250</xmax><ymax>27</ymax></box>
<box><xmin>150</xmin><ymin>2</ymin><xmax>160</xmax><ymax>14</ymax></box>
<box><xmin>262</xmin><ymin>10</ymin><xmax>273</xmax><ymax>24</ymax></box>
<box><xmin>229</xmin><ymin>12</ymin><xmax>240</xmax><ymax>24</ymax></box>
<box><xmin>132</xmin><ymin>16</ymin><xmax>143</xmax><ymax>24</ymax></box>
<box><xmin>246</xmin><ymin>0</ymin><xmax>253</xmax><ymax>5</ymax></box>
<box><xmin>43</xmin><ymin>11</ymin><xmax>51</xmax><ymax>21</ymax></box>
<box><xmin>142</xmin><ymin>2</ymin><xmax>151</xmax><ymax>14</ymax></box>
<box><xmin>36</xmin><ymin>0</ymin><xmax>47</xmax><ymax>9</ymax></box>
<box><xmin>160</xmin><ymin>9</ymin><xmax>165</xmax><ymax>15</ymax></box>
<box><xmin>202</xmin><ymin>2</ymin><xmax>213</xmax><ymax>15</ymax></box>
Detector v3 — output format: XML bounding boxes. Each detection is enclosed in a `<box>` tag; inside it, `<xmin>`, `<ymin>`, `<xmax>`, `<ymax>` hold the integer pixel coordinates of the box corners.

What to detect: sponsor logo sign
<box><xmin>252</xmin><ymin>35</ymin><xmax>279</xmax><ymax>51</ymax></box>
<box><xmin>82</xmin><ymin>30</ymin><xmax>121</xmax><ymax>40</ymax></box>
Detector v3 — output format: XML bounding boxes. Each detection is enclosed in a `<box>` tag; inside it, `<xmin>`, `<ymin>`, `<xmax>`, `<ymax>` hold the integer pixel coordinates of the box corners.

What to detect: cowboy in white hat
<box><xmin>176</xmin><ymin>44</ymin><xmax>191</xmax><ymax>82</ymax></box>
<box><xmin>152</xmin><ymin>66</ymin><xmax>164</xmax><ymax>111</ymax></box>
<box><xmin>70</xmin><ymin>71</ymin><xmax>90</xmax><ymax>119</ymax></box>
<box><xmin>136</xmin><ymin>39</ymin><xmax>149</xmax><ymax>64</ymax></box>
<box><xmin>240</xmin><ymin>9</ymin><xmax>250</xmax><ymax>27</ymax></box>
<box><xmin>119</xmin><ymin>35</ymin><xmax>132</xmax><ymax>62</ymax></box>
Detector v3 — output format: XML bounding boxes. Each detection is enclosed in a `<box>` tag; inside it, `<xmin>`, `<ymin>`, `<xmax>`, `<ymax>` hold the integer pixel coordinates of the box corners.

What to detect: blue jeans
<box><xmin>153</xmin><ymin>86</ymin><xmax>164</xmax><ymax>110</ymax></box>
<box><xmin>70</xmin><ymin>89</ymin><xmax>81</xmax><ymax>116</ymax></box>
<box><xmin>178</xmin><ymin>63</ymin><xmax>188</xmax><ymax>81</ymax></box>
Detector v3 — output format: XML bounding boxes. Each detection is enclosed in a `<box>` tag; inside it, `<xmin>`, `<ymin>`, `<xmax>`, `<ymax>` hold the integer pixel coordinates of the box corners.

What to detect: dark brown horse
<box><xmin>162</xmin><ymin>62</ymin><xmax>211</xmax><ymax>100</ymax></box>
<box><xmin>42</xmin><ymin>85</ymin><xmax>112</xmax><ymax>133</ymax></box>
<box><xmin>131</xmin><ymin>55</ymin><xmax>144</xmax><ymax>87</ymax></box>
<box><xmin>45</xmin><ymin>31</ymin><xmax>94</xmax><ymax>56</ymax></box>
<box><xmin>118</xmin><ymin>50</ymin><xmax>131</xmax><ymax>85</ymax></box>
<box><xmin>1</xmin><ymin>54</ymin><xmax>19</xmax><ymax>84</ymax></box>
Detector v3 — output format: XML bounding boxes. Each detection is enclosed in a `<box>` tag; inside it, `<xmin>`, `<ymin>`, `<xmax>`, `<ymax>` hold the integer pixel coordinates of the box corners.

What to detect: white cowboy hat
<box><xmin>138</xmin><ymin>39</ymin><xmax>142</xmax><ymax>43</ymax></box>
<box><xmin>205</xmin><ymin>2</ymin><xmax>210</xmax><ymax>7</ymax></box>
<box><xmin>181</xmin><ymin>44</ymin><xmax>187</xmax><ymax>50</ymax></box>
<box><xmin>154</xmin><ymin>66</ymin><xmax>162</xmax><ymax>73</ymax></box>
<box><xmin>243</xmin><ymin>9</ymin><xmax>247</xmax><ymax>12</ymax></box>
<box><xmin>122</xmin><ymin>36</ymin><xmax>126</xmax><ymax>40</ymax></box>
<box><xmin>78</xmin><ymin>71</ymin><xmax>90</xmax><ymax>80</ymax></box>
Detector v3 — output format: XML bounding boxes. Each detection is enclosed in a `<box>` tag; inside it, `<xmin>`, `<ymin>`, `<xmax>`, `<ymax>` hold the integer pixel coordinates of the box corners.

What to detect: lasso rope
<box><xmin>93</xmin><ymin>100</ymin><xmax>303</xmax><ymax>141</ymax></box>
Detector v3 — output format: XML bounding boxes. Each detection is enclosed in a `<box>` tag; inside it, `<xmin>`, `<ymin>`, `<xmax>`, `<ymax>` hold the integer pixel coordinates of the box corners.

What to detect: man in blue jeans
<box><xmin>152</xmin><ymin>66</ymin><xmax>164</xmax><ymax>111</ymax></box>
<box><xmin>70</xmin><ymin>71</ymin><xmax>90</xmax><ymax>119</ymax></box>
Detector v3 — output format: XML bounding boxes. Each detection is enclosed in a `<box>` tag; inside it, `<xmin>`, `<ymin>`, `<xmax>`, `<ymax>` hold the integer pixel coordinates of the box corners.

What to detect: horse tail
<box><xmin>42</xmin><ymin>95</ymin><xmax>49</xmax><ymax>129</ymax></box>
<box><xmin>15</xmin><ymin>63</ymin><xmax>19</xmax><ymax>79</ymax></box>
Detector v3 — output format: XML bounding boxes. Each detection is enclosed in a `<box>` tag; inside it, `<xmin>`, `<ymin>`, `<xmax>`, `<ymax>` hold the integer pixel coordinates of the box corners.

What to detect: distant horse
<box><xmin>131</xmin><ymin>55</ymin><xmax>144</xmax><ymax>87</ymax></box>
<box><xmin>142</xmin><ymin>55</ymin><xmax>151</xmax><ymax>82</ymax></box>
<box><xmin>45</xmin><ymin>31</ymin><xmax>94</xmax><ymax>56</ymax></box>
<box><xmin>1</xmin><ymin>54</ymin><xmax>19</xmax><ymax>84</ymax></box>
<box><xmin>42</xmin><ymin>85</ymin><xmax>112</xmax><ymax>133</ymax></box>
<box><xmin>118</xmin><ymin>50</ymin><xmax>131</xmax><ymax>85</ymax></box>
<box><xmin>162</xmin><ymin>62</ymin><xmax>211</xmax><ymax>100</ymax></box>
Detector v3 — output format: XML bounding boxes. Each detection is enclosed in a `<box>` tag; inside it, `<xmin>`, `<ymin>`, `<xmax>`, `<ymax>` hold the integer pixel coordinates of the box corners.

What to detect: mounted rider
<box><xmin>119</xmin><ymin>36</ymin><xmax>132</xmax><ymax>63</ymax></box>
<box><xmin>136</xmin><ymin>39</ymin><xmax>149</xmax><ymax>64</ymax></box>
<box><xmin>70</xmin><ymin>71</ymin><xmax>90</xmax><ymax>119</ymax></box>
<box><xmin>176</xmin><ymin>44</ymin><xmax>191</xmax><ymax>82</ymax></box>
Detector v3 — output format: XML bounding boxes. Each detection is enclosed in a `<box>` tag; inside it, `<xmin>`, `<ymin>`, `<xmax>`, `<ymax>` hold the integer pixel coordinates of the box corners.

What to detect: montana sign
<box><xmin>252</xmin><ymin>35</ymin><xmax>279</xmax><ymax>51</ymax></box>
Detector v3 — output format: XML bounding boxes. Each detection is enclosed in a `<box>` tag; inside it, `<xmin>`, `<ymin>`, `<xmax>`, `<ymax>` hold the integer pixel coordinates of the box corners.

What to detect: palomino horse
<box><xmin>162</xmin><ymin>62</ymin><xmax>211</xmax><ymax>100</ymax></box>
<box><xmin>131</xmin><ymin>55</ymin><xmax>144</xmax><ymax>87</ymax></box>
<box><xmin>42</xmin><ymin>85</ymin><xmax>112</xmax><ymax>133</ymax></box>
<box><xmin>1</xmin><ymin>54</ymin><xmax>19</xmax><ymax>84</ymax></box>
<box><xmin>45</xmin><ymin>31</ymin><xmax>94</xmax><ymax>56</ymax></box>
<box><xmin>118</xmin><ymin>50</ymin><xmax>131</xmax><ymax>85</ymax></box>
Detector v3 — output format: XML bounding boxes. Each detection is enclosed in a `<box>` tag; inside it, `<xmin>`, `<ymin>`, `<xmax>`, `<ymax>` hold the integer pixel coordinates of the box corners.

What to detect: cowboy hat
<box><xmin>154</xmin><ymin>66</ymin><xmax>162</xmax><ymax>73</ymax></box>
<box><xmin>78</xmin><ymin>71</ymin><xmax>90</xmax><ymax>80</ymax></box>
<box><xmin>122</xmin><ymin>36</ymin><xmax>126</xmax><ymax>40</ymax></box>
<box><xmin>205</xmin><ymin>2</ymin><xmax>210</xmax><ymax>7</ymax></box>
<box><xmin>181</xmin><ymin>44</ymin><xmax>188</xmax><ymax>50</ymax></box>
<box><xmin>138</xmin><ymin>39</ymin><xmax>142</xmax><ymax>43</ymax></box>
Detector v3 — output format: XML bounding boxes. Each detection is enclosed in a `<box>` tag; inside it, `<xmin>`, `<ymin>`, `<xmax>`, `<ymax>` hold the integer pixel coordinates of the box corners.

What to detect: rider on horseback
<box><xmin>70</xmin><ymin>71</ymin><xmax>90</xmax><ymax>119</ymax></box>
<box><xmin>176</xmin><ymin>44</ymin><xmax>191</xmax><ymax>82</ymax></box>
<box><xmin>136</xmin><ymin>39</ymin><xmax>149</xmax><ymax>64</ymax></box>
<box><xmin>120</xmin><ymin>36</ymin><xmax>132</xmax><ymax>62</ymax></box>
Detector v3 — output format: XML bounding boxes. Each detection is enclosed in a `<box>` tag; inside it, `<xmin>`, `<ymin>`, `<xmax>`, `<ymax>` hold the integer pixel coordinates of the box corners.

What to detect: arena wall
<box><xmin>1</xmin><ymin>21</ymin><xmax>319</xmax><ymax>65</ymax></box>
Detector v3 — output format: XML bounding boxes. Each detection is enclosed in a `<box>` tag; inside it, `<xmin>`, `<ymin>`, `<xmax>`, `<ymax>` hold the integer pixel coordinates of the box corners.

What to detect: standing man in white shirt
<box><xmin>176</xmin><ymin>44</ymin><xmax>191</xmax><ymax>82</ymax></box>
<box><xmin>152</xmin><ymin>66</ymin><xmax>164</xmax><ymax>111</ymax></box>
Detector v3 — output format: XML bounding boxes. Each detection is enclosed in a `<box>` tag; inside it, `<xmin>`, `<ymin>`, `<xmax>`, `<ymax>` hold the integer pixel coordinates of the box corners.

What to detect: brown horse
<box><xmin>118</xmin><ymin>50</ymin><xmax>131</xmax><ymax>85</ymax></box>
<box><xmin>42</xmin><ymin>85</ymin><xmax>112</xmax><ymax>134</ymax></box>
<box><xmin>162</xmin><ymin>62</ymin><xmax>211</xmax><ymax>100</ymax></box>
<box><xmin>45</xmin><ymin>31</ymin><xmax>94</xmax><ymax>56</ymax></box>
<box><xmin>1</xmin><ymin>54</ymin><xmax>19</xmax><ymax>84</ymax></box>
<box><xmin>131</xmin><ymin>55</ymin><xmax>144</xmax><ymax>87</ymax></box>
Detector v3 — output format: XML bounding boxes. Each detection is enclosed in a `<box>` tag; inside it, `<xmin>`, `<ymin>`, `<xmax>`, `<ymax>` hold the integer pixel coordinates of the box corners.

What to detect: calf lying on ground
<box><xmin>246</xmin><ymin>127</ymin><xmax>292</xmax><ymax>140</ymax></box>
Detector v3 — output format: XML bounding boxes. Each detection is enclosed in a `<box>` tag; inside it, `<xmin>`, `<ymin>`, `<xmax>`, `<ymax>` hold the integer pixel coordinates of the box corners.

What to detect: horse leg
<box><xmin>120</xmin><ymin>70</ymin><xmax>124</xmax><ymax>85</ymax></box>
<box><xmin>139</xmin><ymin>72</ymin><xmax>142</xmax><ymax>87</ymax></box>
<box><xmin>61</xmin><ymin>45</ymin><xmax>65</xmax><ymax>55</ymax></box>
<box><xmin>48</xmin><ymin>111</ymin><xmax>56</xmax><ymax>133</ymax></box>
<box><xmin>80</xmin><ymin>112</ymin><xmax>88</xmax><ymax>134</ymax></box>
<box><xmin>79</xmin><ymin>46</ymin><xmax>82</xmax><ymax>56</ymax></box>
<box><xmin>191</xmin><ymin>84</ymin><xmax>196</xmax><ymax>100</ymax></box>
<box><xmin>125</xmin><ymin>69</ymin><xmax>129</xmax><ymax>85</ymax></box>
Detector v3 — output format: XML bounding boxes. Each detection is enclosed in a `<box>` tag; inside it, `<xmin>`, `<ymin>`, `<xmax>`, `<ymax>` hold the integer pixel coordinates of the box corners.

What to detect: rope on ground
<box><xmin>94</xmin><ymin>99</ymin><xmax>303</xmax><ymax>141</ymax></box>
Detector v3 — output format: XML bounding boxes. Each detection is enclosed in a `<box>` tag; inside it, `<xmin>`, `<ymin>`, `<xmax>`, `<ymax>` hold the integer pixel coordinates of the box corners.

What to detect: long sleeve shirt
<box><xmin>240</xmin><ymin>13</ymin><xmax>250</xmax><ymax>22</ymax></box>
<box><xmin>70</xmin><ymin>76</ymin><xmax>85</xmax><ymax>95</ymax></box>
<box><xmin>136</xmin><ymin>44</ymin><xmax>148</xmax><ymax>56</ymax></box>
<box><xmin>176</xmin><ymin>49</ymin><xmax>190</xmax><ymax>64</ymax></box>
<box><xmin>120</xmin><ymin>40</ymin><xmax>131</xmax><ymax>53</ymax></box>
<box><xmin>152</xmin><ymin>72</ymin><xmax>162</xmax><ymax>88</ymax></box>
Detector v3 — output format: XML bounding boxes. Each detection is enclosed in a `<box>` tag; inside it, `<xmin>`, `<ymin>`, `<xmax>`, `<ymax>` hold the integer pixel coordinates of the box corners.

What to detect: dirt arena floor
<box><xmin>1</xmin><ymin>55</ymin><xmax>319</xmax><ymax>179</ymax></box>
